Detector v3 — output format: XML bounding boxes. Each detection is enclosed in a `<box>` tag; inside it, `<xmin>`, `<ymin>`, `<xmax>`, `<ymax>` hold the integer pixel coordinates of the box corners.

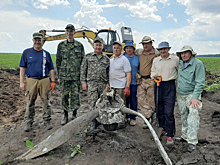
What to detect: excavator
<box><xmin>39</xmin><ymin>26</ymin><xmax>134</xmax><ymax>56</ymax></box>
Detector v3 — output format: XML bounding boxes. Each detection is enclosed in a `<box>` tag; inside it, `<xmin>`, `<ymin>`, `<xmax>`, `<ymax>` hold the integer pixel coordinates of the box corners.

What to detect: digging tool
<box><xmin>153</xmin><ymin>75</ymin><xmax>164</xmax><ymax>139</ymax></box>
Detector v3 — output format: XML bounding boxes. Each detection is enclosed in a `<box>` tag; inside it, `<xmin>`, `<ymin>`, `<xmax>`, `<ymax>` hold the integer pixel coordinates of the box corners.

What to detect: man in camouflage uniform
<box><xmin>175</xmin><ymin>45</ymin><xmax>205</xmax><ymax>152</ymax></box>
<box><xmin>80</xmin><ymin>37</ymin><xmax>110</xmax><ymax>130</ymax></box>
<box><xmin>135</xmin><ymin>36</ymin><xmax>160</xmax><ymax>129</ymax></box>
<box><xmin>56</xmin><ymin>24</ymin><xmax>85</xmax><ymax>125</ymax></box>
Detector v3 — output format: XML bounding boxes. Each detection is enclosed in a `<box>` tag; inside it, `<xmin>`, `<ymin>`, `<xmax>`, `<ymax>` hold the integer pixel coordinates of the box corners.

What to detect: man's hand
<box><xmin>82</xmin><ymin>84</ymin><xmax>88</xmax><ymax>91</ymax></box>
<box><xmin>189</xmin><ymin>98</ymin><xmax>200</xmax><ymax>109</ymax></box>
<box><xmin>20</xmin><ymin>82</ymin><xmax>26</xmax><ymax>91</ymax></box>
<box><xmin>50</xmin><ymin>82</ymin><xmax>56</xmax><ymax>91</ymax></box>
<box><xmin>124</xmin><ymin>87</ymin><xmax>130</xmax><ymax>97</ymax></box>
<box><xmin>57</xmin><ymin>79</ymin><xmax>60</xmax><ymax>84</ymax></box>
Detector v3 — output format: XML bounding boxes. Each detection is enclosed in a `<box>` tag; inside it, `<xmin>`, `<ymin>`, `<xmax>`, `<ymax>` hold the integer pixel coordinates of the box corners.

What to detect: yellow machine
<box><xmin>39</xmin><ymin>26</ymin><xmax>134</xmax><ymax>56</ymax></box>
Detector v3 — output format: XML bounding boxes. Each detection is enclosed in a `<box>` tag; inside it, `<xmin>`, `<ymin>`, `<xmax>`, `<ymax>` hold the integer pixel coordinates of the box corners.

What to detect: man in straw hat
<box><xmin>151</xmin><ymin>41</ymin><xmax>179</xmax><ymax>145</ymax></box>
<box><xmin>175</xmin><ymin>45</ymin><xmax>205</xmax><ymax>152</ymax></box>
<box><xmin>135</xmin><ymin>36</ymin><xmax>160</xmax><ymax>129</ymax></box>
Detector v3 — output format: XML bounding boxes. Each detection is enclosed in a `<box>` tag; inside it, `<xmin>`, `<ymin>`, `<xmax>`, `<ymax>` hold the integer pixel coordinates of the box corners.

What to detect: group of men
<box><xmin>19</xmin><ymin>24</ymin><xmax>205</xmax><ymax>152</ymax></box>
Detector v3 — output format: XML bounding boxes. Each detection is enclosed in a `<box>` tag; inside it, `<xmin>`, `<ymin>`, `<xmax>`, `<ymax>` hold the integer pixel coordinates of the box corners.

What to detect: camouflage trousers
<box><xmin>24</xmin><ymin>77</ymin><xmax>51</xmax><ymax>123</ymax></box>
<box><xmin>87</xmin><ymin>81</ymin><xmax>106</xmax><ymax>110</ymax></box>
<box><xmin>177</xmin><ymin>93</ymin><xmax>202</xmax><ymax>145</ymax></box>
<box><xmin>137</xmin><ymin>78</ymin><xmax>155</xmax><ymax>118</ymax></box>
<box><xmin>60</xmin><ymin>80</ymin><xmax>80</xmax><ymax>113</ymax></box>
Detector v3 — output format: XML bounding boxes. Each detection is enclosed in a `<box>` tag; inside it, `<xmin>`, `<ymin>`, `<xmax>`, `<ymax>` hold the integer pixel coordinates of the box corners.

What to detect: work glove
<box><xmin>50</xmin><ymin>82</ymin><xmax>56</xmax><ymax>91</ymax></box>
<box><xmin>124</xmin><ymin>87</ymin><xmax>130</xmax><ymax>97</ymax></box>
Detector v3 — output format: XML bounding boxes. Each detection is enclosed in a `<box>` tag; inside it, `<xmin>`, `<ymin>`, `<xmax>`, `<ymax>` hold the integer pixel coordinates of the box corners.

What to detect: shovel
<box><xmin>152</xmin><ymin>75</ymin><xmax>164</xmax><ymax>139</ymax></box>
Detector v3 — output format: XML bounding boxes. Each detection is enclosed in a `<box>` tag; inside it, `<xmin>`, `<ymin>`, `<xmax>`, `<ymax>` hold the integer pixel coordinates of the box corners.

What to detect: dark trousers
<box><xmin>126</xmin><ymin>85</ymin><xmax>138</xmax><ymax>120</ymax></box>
<box><xmin>154</xmin><ymin>80</ymin><xmax>176</xmax><ymax>137</ymax></box>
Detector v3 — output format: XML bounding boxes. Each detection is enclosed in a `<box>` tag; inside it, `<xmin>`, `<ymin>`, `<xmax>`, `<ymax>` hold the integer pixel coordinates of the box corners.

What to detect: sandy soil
<box><xmin>0</xmin><ymin>68</ymin><xmax>219</xmax><ymax>165</ymax></box>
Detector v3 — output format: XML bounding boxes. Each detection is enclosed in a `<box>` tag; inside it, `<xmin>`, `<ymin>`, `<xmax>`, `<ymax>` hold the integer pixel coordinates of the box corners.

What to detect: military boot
<box><xmin>71</xmin><ymin>111</ymin><xmax>77</xmax><ymax>120</ymax></box>
<box><xmin>45</xmin><ymin>120</ymin><xmax>53</xmax><ymax>130</ymax></box>
<box><xmin>61</xmin><ymin>111</ymin><xmax>68</xmax><ymax>125</ymax></box>
<box><xmin>90</xmin><ymin>119</ymin><xmax>98</xmax><ymax>131</ymax></box>
<box><xmin>24</xmin><ymin>122</ymin><xmax>32</xmax><ymax>132</ymax></box>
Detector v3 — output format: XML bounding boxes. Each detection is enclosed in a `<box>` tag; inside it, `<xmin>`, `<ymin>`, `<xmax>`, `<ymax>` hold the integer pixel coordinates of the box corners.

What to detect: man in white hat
<box><xmin>135</xmin><ymin>36</ymin><xmax>160</xmax><ymax>129</ymax></box>
<box><xmin>175</xmin><ymin>45</ymin><xmax>205</xmax><ymax>152</ymax></box>
<box><xmin>151</xmin><ymin>41</ymin><xmax>179</xmax><ymax>144</ymax></box>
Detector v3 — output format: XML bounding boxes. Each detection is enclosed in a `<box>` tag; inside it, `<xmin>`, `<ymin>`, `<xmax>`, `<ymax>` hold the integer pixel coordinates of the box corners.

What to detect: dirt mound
<box><xmin>0</xmin><ymin>68</ymin><xmax>220</xmax><ymax>165</ymax></box>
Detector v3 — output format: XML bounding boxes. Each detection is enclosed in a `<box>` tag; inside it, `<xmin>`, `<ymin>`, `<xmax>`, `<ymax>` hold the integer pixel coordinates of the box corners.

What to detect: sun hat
<box><xmin>157</xmin><ymin>41</ymin><xmax>171</xmax><ymax>50</ymax></box>
<box><xmin>124</xmin><ymin>41</ymin><xmax>135</xmax><ymax>51</ymax></box>
<box><xmin>176</xmin><ymin>45</ymin><xmax>197</xmax><ymax>57</ymax></box>
<box><xmin>139</xmin><ymin>36</ymin><xmax>154</xmax><ymax>44</ymax></box>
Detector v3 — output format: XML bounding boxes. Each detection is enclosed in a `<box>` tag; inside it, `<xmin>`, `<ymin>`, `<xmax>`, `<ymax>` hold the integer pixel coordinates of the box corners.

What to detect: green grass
<box><xmin>197</xmin><ymin>57</ymin><xmax>220</xmax><ymax>74</ymax></box>
<box><xmin>0</xmin><ymin>53</ymin><xmax>219</xmax><ymax>75</ymax></box>
<box><xmin>0</xmin><ymin>53</ymin><xmax>56</xmax><ymax>69</ymax></box>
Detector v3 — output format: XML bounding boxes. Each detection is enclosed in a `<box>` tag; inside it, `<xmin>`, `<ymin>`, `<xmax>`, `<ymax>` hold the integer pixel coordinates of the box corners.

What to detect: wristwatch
<box><xmin>125</xmin><ymin>85</ymin><xmax>130</xmax><ymax>88</ymax></box>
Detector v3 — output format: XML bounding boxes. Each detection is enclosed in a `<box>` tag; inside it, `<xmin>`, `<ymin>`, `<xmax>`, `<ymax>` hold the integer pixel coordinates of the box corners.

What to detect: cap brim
<box><xmin>33</xmin><ymin>36</ymin><xmax>43</xmax><ymax>39</ymax></box>
<box><xmin>176</xmin><ymin>49</ymin><xmax>197</xmax><ymax>56</ymax></box>
<box><xmin>139</xmin><ymin>40</ymin><xmax>154</xmax><ymax>44</ymax></box>
<box><xmin>157</xmin><ymin>47</ymin><xmax>171</xmax><ymax>50</ymax></box>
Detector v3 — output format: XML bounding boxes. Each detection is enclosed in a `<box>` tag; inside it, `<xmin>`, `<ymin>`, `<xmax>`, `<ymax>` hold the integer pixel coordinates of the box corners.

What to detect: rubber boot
<box><xmin>90</xmin><ymin>119</ymin><xmax>98</xmax><ymax>131</ymax></box>
<box><xmin>61</xmin><ymin>110</ymin><xmax>68</xmax><ymax>125</ymax></box>
<box><xmin>24</xmin><ymin>122</ymin><xmax>32</xmax><ymax>132</ymax></box>
<box><xmin>45</xmin><ymin>120</ymin><xmax>53</xmax><ymax>130</ymax></box>
<box><xmin>71</xmin><ymin>111</ymin><xmax>77</xmax><ymax>120</ymax></box>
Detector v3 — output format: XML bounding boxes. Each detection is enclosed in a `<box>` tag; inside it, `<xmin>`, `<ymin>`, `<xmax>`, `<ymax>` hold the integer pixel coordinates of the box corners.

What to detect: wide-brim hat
<box><xmin>65</xmin><ymin>24</ymin><xmax>75</xmax><ymax>30</ymax></box>
<box><xmin>139</xmin><ymin>36</ymin><xmax>154</xmax><ymax>44</ymax></box>
<box><xmin>157</xmin><ymin>41</ymin><xmax>171</xmax><ymax>50</ymax></box>
<box><xmin>33</xmin><ymin>32</ymin><xmax>43</xmax><ymax>39</ymax></box>
<box><xmin>94</xmin><ymin>37</ymin><xmax>105</xmax><ymax>45</ymax></box>
<box><xmin>112</xmin><ymin>41</ymin><xmax>122</xmax><ymax>47</ymax></box>
<box><xmin>124</xmin><ymin>41</ymin><xmax>135</xmax><ymax>51</ymax></box>
<box><xmin>176</xmin><ymin>45</ymin><xmax>197</xmax><ymax>57</ymax></box>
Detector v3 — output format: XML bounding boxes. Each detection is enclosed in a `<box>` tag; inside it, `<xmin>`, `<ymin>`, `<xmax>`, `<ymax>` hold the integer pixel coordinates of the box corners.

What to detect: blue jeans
<box><xmin>126</xmin><ymin>85</ymin><xmax>138</xmax><ymax>120</ymax></box>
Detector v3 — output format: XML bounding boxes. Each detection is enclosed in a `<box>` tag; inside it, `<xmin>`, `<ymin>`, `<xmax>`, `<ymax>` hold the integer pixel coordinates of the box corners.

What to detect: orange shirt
<box><xmin>135</xmin><ymin>48</ymin><xmax>160</xmax><ymax>76</ymax></box>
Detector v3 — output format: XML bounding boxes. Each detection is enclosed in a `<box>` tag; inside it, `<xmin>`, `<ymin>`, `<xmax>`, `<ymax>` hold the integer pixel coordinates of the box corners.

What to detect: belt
<box><xmin>30</xmin><ymin>75</ymin><xmax>49</xmax><ymax>80</ymax></box>
<box><xmin>141</xmin><ymin>75</ymin><xmax>150</xmax><ymax>79</ymax></box>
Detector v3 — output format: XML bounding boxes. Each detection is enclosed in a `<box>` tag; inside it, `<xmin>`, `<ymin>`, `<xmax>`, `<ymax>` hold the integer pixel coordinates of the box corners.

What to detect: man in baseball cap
<box><xmin>175</xmin><ymin>45</ymin><xmax>205</xmax><ymax>152</ymax></box>
<box><xmin>56</xmin><ymin>24</ymin><xmax>85</xmax><ymax>125</ymax></box>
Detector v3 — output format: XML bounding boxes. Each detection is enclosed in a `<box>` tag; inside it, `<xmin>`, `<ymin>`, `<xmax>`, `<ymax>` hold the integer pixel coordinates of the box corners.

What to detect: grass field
<box><xmin>0</xmin><ymin>53</ymin><xmax>219</xmax><ymax>75</ymax></box>
<box><xmin>0</xmin><ymin>53</ymin><xmax>56</xmax><ymax>68</ymax></box>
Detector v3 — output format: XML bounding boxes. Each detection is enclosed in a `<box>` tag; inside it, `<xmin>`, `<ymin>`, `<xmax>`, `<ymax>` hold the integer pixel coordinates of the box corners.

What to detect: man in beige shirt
<box><xmin>151</xmin><ymin>41</ymin><xmax>179</xmax><ymax>145</ymax></box>
<box><xmin>135</xmin><ymin>36</ymin><xmax>160</xmax><ymax>129</ymax></box>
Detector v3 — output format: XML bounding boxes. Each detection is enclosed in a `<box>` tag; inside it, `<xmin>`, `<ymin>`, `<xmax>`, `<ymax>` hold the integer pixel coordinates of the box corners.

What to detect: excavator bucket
<box><xmin>15</xmin><ymin>110</ymin><xmax>99</xmax><ymax>160</ymax></box>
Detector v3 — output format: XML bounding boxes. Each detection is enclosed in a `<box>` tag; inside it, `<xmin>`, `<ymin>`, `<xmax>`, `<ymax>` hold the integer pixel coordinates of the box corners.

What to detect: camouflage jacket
<box><xmin>56</xmin><ymin>40</ymin><xmax>85</xmax><ymax>80</ymax></box>
<box><xmin>80</xmin><ymin>52</ymin><xmax>110</xmax><ymax>85</ymax></box>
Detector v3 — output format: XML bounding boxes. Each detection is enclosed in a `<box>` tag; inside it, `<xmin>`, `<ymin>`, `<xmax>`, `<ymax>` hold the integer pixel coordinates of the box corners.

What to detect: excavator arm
<box><xmin>39</xmin><ymin>29</ymin><xmax>97</xmax><ymax>47</ymax></box>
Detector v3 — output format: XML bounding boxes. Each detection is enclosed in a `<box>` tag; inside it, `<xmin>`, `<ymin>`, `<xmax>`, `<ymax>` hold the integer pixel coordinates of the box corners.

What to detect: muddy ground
<box><xmin>0</xmin><ymin>68</ymin><xmax>219</xmax><ymax>165</ymax></box>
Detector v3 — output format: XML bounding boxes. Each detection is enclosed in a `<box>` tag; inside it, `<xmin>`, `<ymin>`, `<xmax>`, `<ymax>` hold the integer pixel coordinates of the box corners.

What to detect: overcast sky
<box><xmin>0</xmin><ymin>0</ymin><xmax>220</xmax><ymax>55</ymax></box>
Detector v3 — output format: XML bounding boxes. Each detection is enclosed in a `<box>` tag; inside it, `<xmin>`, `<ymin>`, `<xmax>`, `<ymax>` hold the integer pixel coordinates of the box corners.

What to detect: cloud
<box><xmin>31</xmin><ymin>0</ymin><xmax>70</xmax><ymax>9</ymax></box>
<box><xmin>166</xmin><ymin>14</ymin><xmax>177</xmax><ymax>23</ymax></box>
<box><xmin>74</xmin><ymin>0</ymin><xmax>124</xmax><ymax>30</ymax></box>
<box><xmin>166</xmin><ymin>14</ymin><xmax>173</xmax><ymax>18</ymax></box>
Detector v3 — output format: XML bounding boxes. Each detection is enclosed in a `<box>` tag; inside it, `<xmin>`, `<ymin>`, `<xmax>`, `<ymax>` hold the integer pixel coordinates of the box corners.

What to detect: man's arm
<box><xmin>56</xmin><ymin>44</ymin><xmax>62</xmax><ymax>82</ymax></box>
<box><xmin>126</xmin><ymin>72</ymin><xmax>131</xmax><ymax>87</ymax></box>
<box><xmin>20</xmin><ymin>67</ymin><xmax>27</xmax><ymax>91</ymax></box>
<box><xmin>151</xmin><ymin>58</ymin><xmax>158</xmax><ymax>79</ymax></box>
<box><xmin>190</xmin><ymin>61</ymin><xmax>206</xmax><ymax>109</ymax></box>
<box><xmin>80</xmin><ymin>55</ymin><xmax>88</xmax><ymax>90</ymax></box>
<box><xmin>50</xmin><ymin>69</ymin><xmax>55</xmax><ymax>82</ymax></box>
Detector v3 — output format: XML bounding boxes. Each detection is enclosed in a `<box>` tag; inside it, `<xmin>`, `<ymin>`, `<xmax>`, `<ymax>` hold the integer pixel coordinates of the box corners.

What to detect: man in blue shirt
<box><xmin>20</xmin><ymin>32</ymin><xmax>56</xmax><ymax>132</ymax></box>
<box><xmin>175</xmin><ymin>45</ymin><xmax>205</xmax><ymax>152</ymax></box>
<box><xmin>124</xmin><ymin>41</ymin><xmax>140</xmax><ymax>126</ymax></box>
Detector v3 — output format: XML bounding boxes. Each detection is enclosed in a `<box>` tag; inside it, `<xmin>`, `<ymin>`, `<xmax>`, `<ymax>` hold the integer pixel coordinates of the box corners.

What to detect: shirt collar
<box><xmin>159</xmin><ymin>54</ymin><xmax>171</xmax><ymax>61</ymax></box>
